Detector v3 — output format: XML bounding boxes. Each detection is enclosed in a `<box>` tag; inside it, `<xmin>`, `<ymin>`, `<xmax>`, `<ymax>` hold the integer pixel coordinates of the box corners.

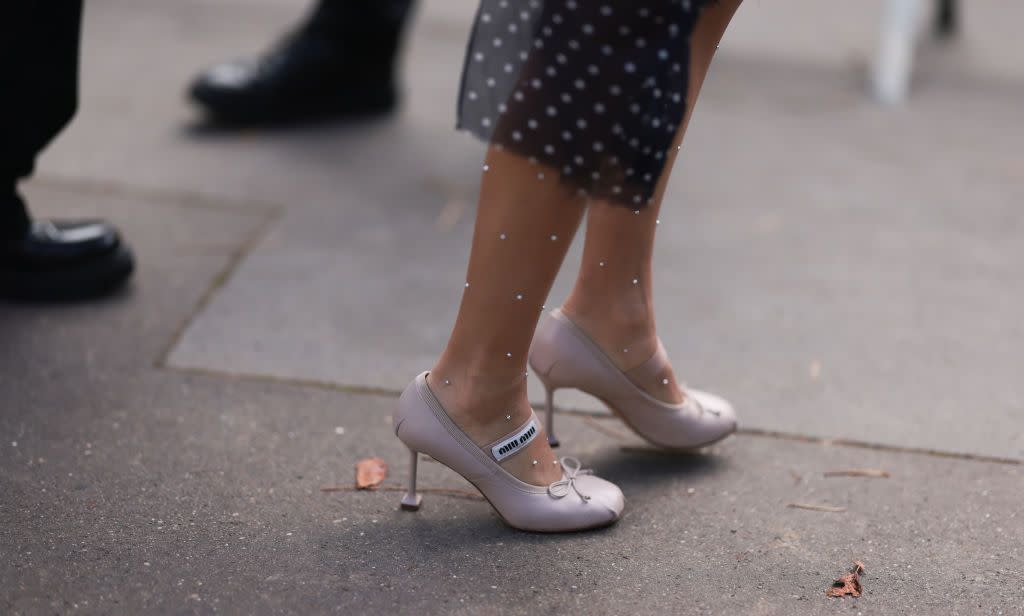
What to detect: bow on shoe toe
<box><xmin>548</xmin><ymin>457</ymin><xmax>594</xmax><ymax>502</ymax></box>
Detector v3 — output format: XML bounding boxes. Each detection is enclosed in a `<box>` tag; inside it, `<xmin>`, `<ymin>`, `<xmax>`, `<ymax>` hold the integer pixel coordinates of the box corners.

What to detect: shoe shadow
<box><xmin>586</xmin><ymin>444</ymin><xmax>730</xmax><ymax>494</ymax></box>
<box><xmin>180</xmin><ymin>107</ymin><xmax>396</xmax><ymax>140</ymax></box>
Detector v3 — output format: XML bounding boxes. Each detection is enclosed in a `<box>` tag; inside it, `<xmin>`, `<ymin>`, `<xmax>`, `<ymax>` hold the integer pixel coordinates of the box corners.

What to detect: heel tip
<box><xmin>400</xmin><ymin>493</ymin><xmax>422</xmax><ymax>511</ymax></box>
<box><xmin>548</xmin><ymin>436</ymin><xmax>560</xmax><ymax>448</ymax></box>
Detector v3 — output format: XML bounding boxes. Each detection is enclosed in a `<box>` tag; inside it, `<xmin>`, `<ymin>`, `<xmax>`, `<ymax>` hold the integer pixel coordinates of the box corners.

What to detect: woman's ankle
<box><xmin>561</xmin><ymin>294</ymin><xmax>659</xmax><ymax>368</ymax></box>
<box><xmin>558</xmin><ymin>297</ymin><xmax>685</xmax><ymax>403</ymax></box>
<box><xmin>426</xmin><ymin>363</ymin><xmax>532</xmax><ymax>441</ymax></box>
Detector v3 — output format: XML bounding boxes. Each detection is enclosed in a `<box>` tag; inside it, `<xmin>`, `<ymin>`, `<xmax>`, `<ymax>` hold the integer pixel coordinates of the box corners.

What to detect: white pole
<box><xmin>873</xmin><ymin>0</ymin><xmax>925</xmax><ymax>104</ymax></box>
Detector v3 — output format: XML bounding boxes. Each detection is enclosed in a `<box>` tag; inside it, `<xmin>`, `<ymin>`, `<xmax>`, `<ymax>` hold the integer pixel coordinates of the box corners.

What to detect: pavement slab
<box><xmin>27</xmin><ymin>0</ymin><xmax>1024</xmax><ymax>458</ymax></box>
<box><xmin>3</xmin><ymin>371</ymin><xmax>1022</xmax><ymax>614</ymax></box>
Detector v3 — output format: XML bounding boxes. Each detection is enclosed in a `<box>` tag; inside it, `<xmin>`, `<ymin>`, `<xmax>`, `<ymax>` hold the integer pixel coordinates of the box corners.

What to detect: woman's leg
<box><xmin>429</xmin><ymin>149</ymin><xmax>586</xmax><ymax>486</ymax></box>
<box><xmin>562</xmin><ymin>0</ymin><xmax>743</xmax><ymax>404</ymax></box>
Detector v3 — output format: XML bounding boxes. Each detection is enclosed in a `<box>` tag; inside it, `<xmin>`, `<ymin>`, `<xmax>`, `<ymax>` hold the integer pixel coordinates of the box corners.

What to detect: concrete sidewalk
<box><xmin>3</xmin><ymin>0</ymin><xmax>1023</xmax><ymax>613</ymax></box>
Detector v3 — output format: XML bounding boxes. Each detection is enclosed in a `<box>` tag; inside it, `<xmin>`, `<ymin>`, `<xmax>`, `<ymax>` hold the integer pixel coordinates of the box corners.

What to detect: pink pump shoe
<box><xmin>393</xmin><ymin>372</ymin><xmax>624</xmax><ymax>532</ymax></box>
<box><xmin>529</xmin><ymin>309</ymin><xmax>738</xmax><ymax>450</ymax></box>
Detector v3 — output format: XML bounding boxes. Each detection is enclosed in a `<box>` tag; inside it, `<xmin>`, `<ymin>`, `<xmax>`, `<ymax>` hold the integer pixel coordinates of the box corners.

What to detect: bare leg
<box><xmin>429</xmin><ymin>149</ymin><xmax>586</xmax><ymax>486</ymax></box>
<box><xmin>562</xmin><ymin>0</ymin><xmax>743</xmax><ymax>404</ymax></box>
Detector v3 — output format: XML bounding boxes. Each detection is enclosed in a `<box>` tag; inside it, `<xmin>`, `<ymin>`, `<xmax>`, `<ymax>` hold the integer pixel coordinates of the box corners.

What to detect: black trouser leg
<box><xmin>304</xmin><ymin>0</ymin><xmax>416</xmax><ymax>75</ymax></box>
<box><xmin>0</xmin><ymin>1</ymin><xmax>83</xmax><ymax>239</ymax></box>
<box><xmin>935</xmin><ymin>0</ymin><xmax>958</xmax><ymax>38</ymax></box>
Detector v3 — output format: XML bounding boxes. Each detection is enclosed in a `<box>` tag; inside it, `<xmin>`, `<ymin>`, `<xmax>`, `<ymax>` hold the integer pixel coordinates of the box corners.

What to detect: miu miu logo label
<box><xmin>491</xmin><ymin>419</ymin><xmax>538</xmax><ymax>462</ymax></box>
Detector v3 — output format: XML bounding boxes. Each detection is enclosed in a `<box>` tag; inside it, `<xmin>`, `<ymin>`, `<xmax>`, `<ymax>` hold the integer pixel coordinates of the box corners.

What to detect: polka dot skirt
<box><xmin>458</xmin><ymin>0</ymin><xmax>712</xmax><ymax>208</ymax></box>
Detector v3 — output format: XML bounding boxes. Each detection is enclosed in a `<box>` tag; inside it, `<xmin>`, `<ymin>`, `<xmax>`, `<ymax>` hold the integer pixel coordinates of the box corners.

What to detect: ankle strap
<box><xmin>485</xmin><ymin>413</ymin><xmax>540</xmax><ymax>462</ymax></box>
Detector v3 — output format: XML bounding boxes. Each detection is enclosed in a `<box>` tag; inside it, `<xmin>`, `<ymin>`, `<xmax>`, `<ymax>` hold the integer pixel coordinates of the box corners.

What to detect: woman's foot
<box><xmin>529</xmin><ymin>309</ymin><xmax>737</xmax><ymax>450</ymax></box>
<box><xmin>425</xmin><ymin>372</ymin><xmax>563</xmax><ymax>486</ymax></box>
<box><xmin>395</xmin><ymin>372</ymin><xmax>624</xmax><ymax>532</ymax></box>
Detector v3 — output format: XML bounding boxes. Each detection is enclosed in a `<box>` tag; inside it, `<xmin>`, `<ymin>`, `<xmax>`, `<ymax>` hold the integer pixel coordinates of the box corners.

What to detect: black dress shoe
<box><xmin>188</xmin><ymin>27</ymin><xmax>398</xmax><ymax>125</ymax></box>
<box><xmin>0</xmin><ymin>219</ymin><xmax>135</xmax><ymax>301</ymax></box>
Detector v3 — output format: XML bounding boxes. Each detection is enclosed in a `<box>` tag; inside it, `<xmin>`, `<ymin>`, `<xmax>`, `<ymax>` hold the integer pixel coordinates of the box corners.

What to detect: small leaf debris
<box><xmin>823</xmin><ymin>468</ymin><xmax>890</xmax><ymax>478</ymax></box>
<box><xmin>355</xmin><ymin>457</ymin><xmax>388</xmax><ymax>490</ymax></box>
<box><xmin>826</xmin><ymin>561</ymin><xmax>865</xmax><ymax>598</ymax></box>
<box><xmin>787</xmin><ymin>502</ymin><xmax>846</xmax><ymax>513</ymax></box>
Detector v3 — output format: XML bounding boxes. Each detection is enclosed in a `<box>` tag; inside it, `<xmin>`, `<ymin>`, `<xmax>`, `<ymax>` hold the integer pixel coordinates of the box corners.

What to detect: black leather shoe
<box><xmin>188</xmin><ymin>27</ymin><xmax>398</xmax><ymax>125</ymax></box>
<box><xmin>0</xmin><ymin>219</ymin><xmax>135</xmax><ymax>301</ymax></box>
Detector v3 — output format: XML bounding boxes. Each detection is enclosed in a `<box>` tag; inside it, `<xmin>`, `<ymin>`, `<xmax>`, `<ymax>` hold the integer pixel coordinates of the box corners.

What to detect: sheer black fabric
<box><xmin>457</xmin><ymin>0</ymin><xmax>711</xmax><ymax>208</ymax></box>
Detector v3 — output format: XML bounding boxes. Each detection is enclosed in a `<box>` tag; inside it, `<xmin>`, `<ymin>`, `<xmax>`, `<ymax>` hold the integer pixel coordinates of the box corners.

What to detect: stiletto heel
<box><xmin>544</xmin><ymin>386</ymin><xmax>560</xmax><ymax>448</ymax></box>
<box><xmin>400</xmin><ymin>448</ymin><xmax>423</xmax><ymax>511</ymax></box>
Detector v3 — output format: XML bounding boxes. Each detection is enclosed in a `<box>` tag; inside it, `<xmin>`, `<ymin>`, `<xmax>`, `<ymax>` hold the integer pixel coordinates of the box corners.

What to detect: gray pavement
<box><xmin>3</xmin><ymin>0</ymin><xmax>1024</xmax><ymax>614</ymax></box>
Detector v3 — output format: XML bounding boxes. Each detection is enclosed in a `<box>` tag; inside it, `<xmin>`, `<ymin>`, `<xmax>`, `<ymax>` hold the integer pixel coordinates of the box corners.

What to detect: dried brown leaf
<box><xmin>826</xmin><ymin>562</ymin><xmax>865</xmax><ymax>598</ymax></box>
<box><xmin>787</xmin><ymin>502</ymin><xmax>847</xmax><ymax>513</ymax></box>
<box><xmin>355</xmin><ymin>457</ymin><xmax>388</xmax><ymax>490</ymax></box>
<box><xmin>823</xmin><ymin>468</ymin><xmax>891</xmax><ymax>478</ymax></box>
<box><xmin>826</xmin><ymin>573</ymin><xmax>862</xmax><ymax>597</ymax></box>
